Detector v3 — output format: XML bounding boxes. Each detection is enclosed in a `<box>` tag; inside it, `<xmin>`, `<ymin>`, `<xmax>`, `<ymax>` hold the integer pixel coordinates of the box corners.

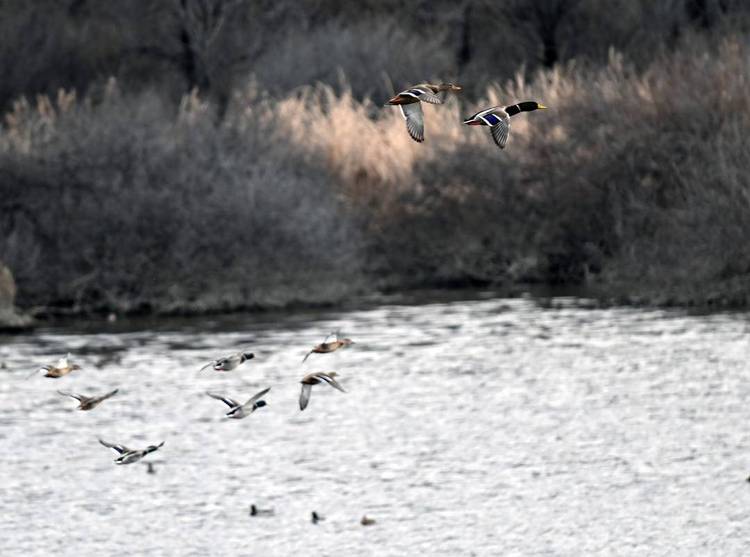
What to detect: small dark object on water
<box><xmin>361</xmin><ymin>515</ymin><xmax>376</xmax><ymax>526</ymax></box>
<box><xmin>311</xmin><ymin>511</ymin><xmax>324</xmax><ymax>524</ymax></box>
<box><xmin>250</xmin><ymin>504</ymin><xmax>274</xmax><ymax>517</ymax></box>
<box><xmin>145</xmin><ymin>462</ymin><xmax>156</xmax><ymax>474</ymax></box>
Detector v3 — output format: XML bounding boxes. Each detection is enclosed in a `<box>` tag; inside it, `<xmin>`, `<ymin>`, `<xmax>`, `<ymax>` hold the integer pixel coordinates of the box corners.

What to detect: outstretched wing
<box><xmin>198</xmin><ymin>360</ymin><xmax>216</xmax><ymax>373</ymax></box>
<box><xmin>399</xmin><ymin>103</ymin><xmax>425</xmax><ymax>143</ymax></box>
<box><xmin>320</xmin><ymin>374</ymin><xmax>346</xmax><ymax>393</ymax></box>
<box><xmin>299</xmin><ymin>383</ymin><xmax>312</xmax><ymax>411</ymax></box>
<box><xmin>244</xmin><ymin>387</ymin><xmax>271</xmax><ymax>407</ymax></box>
<box><xmin>99</xmin><ymin>439</ymin><xmax>129</xmax><ymax>454</ymax></box>
<box><xmin>206</xmin><ymin>392</ymin><xmax>240</xmax><ymax>408</ymax></box>
<box><xmin>490</xmin><ymin>120</ymin><xmax>510</xmax><ymax>149</ymax></box>
<box><xmin>58</xmin><ymin>390</ymin><xmax>84</xmax><ymax>402</ymax></box>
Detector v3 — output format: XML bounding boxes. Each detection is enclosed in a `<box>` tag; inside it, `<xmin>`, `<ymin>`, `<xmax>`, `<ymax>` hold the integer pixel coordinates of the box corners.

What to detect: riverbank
<box><xmin>3</xmin><ymin>39</ymin><xmax>750</xmax><ymax>316</ymax></box>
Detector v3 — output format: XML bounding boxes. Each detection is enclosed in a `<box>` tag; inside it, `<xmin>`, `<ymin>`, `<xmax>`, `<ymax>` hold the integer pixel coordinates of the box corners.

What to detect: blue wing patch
<box><xmin>407</xmin><ymin>89</ymin><xmax>424</xmax><ymax>96</ymax></box>
<box><xmin>483</xmin><ymin>113</ymin><xmax>501</xmax><ymax>126</ymax></box>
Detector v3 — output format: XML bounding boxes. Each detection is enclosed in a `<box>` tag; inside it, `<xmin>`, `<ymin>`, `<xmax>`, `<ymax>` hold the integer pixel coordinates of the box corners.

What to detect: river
<box><xmin>2</xmin><ymin>293</ymin><xmax>749</xmax><ymax>555</ymax></box>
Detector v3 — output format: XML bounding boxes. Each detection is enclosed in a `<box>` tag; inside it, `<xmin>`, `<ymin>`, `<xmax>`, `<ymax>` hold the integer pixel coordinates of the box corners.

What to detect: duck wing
<box><xmin>243</xmin><ymin>387</ymin><xmax>271</xmax><ymax>407</ymax></box>
<box><xmin>99</xmin><ymin>439</ymin><xmax>130</xmax><ymax>454</ymax></box>
<box><xmin>399</xmin><ymin>103</ymin><xmax>425</xmax><ymax>143</ymax></box>
<box><xmin>299</xmin><ymin>383</ymin><xmax>313</xmax><ymax>411</ymax></box>
<box><xmin>96</xmin><ymin>389</ymin><xmax>119</xmax><ymax>403</ymax></box>
<box><xmin>198</xmin><ymin>361</ymin><xmax>216</xmax><ymax>373</ymax></box>
<box><xmin>206</xmin><ymin>392</ymin><xmax>240</xmax><ymax>408</ymax></box>
<box><xmin>490</xmin><ymin>119</ymin><xmax>510</xmax><ymax>149</ymax></box>
<box><xmin>57</xmin><ymin>390</ymin><xmax>84</xmax><ymax>402</ymax></box>
<box><xmin>320</xmin><ymin>373</ymin><xmax>346</xmax><ymax>393</ymax></box>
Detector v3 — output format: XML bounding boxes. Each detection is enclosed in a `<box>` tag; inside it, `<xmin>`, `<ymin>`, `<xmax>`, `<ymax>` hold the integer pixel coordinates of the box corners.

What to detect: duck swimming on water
<box><xmin>250</xmin><ymin>504</ymin><xmax>275</xmax><ymax>517</ymax></box>
<box><xmin>386</xmin><ymin>82</ymin><xmax>462</xmax><ymax>143</ymax></box>
<box><xmin>463</xmin><ymin>101</ymin><xmax>548</xmax><ymax>149</ymax></box>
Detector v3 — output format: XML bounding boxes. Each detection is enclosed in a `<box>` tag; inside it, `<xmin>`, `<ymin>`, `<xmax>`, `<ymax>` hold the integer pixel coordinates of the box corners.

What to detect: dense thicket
<box><xmin>2</xmin><ymin>1</ymin><xmax>750</xmax><ymax>312</ymax></box>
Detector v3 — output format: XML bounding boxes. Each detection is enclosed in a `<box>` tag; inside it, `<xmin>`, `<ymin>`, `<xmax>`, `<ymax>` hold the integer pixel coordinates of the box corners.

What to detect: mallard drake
<box><xmin>250</xmin><ymin>504</ymin><xmax>275</xmax><ymax>517</ymax></box>
<box><xmin>58</xmin><ymin>388</ymin><xmax>118</xmax><ymax>411</ymax></box>
<box><xmin>199</xmin><ymin>351</ymin><xmax>254</xmax><ymax>373</ymax></box>
<box><xmin>463</xmin><ymin>101</ymin><xmax>548</xmax><ymax>149</ymax></box>
<box><xmin>206</xmin><ymin>387</ymin><xmax>270</xmax><ymax>419</ymax></box>
<box><xmin>361</xmin><ymin>515</ymin><xmax>376</xmax><ymax>526</ymax></box>
<box><xmin>99</xmin><ymin>439</ymin><xmax>165</xmax><ymax>465</ymax></box>
<box><xmin>26</xmin><ymin>353</ymin><xmax>81</xmax><ymax>379</ymax></box>
<box><xmin>299</xmin><ymin>372</ymin><xmax>345</xmax><ymax>411</ymax></box>
<box><xmin>302</xmin><ymin>334</ymin><xmax>354</xmax><ymax>363</ymax></box>
<box><xmin>311</xmin><ymin>511</ymin><xmax>324</xmax><ymax>524</ymax></box>
<box><xmin>386</xmin><ymin>82</ymin><xmax>462</xmax><ymax>143</ymax></box>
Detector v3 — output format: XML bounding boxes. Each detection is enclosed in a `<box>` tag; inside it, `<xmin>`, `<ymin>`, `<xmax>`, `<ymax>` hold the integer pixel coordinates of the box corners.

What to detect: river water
<box><xmin>1</xmin><ymin>294</ymin><xmax>749</xmax><ymax>555</ymax></box>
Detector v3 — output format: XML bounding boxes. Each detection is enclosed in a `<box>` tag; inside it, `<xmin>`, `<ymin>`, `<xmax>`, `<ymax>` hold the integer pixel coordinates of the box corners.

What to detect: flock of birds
<box><xmin>20</xmin><ymin>80</ymin><xmax>545</xmax><ymax>531</ymax></box>
<box><xmin>26</xmin><ymin>331</ymin><xmax>378</xmax><ymax>526</ymax></box>
<box><xmin>386</xmin><ymin>82</ymin><xmax>547</xmax><ymax>147</ymax></box>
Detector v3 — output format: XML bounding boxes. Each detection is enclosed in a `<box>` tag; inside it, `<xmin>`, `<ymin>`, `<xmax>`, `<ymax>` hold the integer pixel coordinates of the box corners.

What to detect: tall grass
<box><xmin>2</xmin><ymin>37</ymin><xmax>750</xmax><ymax>312</ymax></box>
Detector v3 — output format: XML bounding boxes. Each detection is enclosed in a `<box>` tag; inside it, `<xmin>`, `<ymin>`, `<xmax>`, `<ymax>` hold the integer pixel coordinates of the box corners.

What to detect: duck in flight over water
<box><xmin>58</xmin><ymin>388</ymin><xmax>119</xmax><ymax>410</ymax></box>
<box><xmin>206</xmin><ymin>387</ymin><xmax>270</xmax><ymax>419</ymax></box>
<box><xmin>299</xmin><ymin>372</ymin><xmax>345</xmax><ymax>411</ymax></box>
<box><xmin>199</xmin><ymin>351</ymin><xmax>255</xmax><ymax>373</ymax></box>
<box><xmin>302</xmin><ymin>333</ymin><xmax>354</xmax><ymax>363</ymax></box>
<box><xmin>99</xmin><ymin>439</ymin><xmax>165</xmax><ymax>465</ymax></box>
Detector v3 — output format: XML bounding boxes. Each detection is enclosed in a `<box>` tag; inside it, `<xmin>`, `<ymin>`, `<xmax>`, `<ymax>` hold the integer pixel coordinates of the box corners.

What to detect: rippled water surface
<box><xmin>2</xmin><ymin>295</ymin><xmax>750</xmax><ymax>555</ymax></box>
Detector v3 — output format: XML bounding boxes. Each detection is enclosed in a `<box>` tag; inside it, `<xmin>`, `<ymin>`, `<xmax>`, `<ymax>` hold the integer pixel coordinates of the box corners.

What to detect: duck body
<box><xmin>386</xmin><ymin>82</ymin><xmax>462</xmax><ymax>143</ymax></box>
<box><xmin>99</xmin><ymin>439</ymin><xmax>164</xmax><ymax>465</ymax></box>
<box><xmin>463</xmin><ymin>101</ymin><xmax>547</xmax><ymax>149</ymax></box>
<box><xmin>58</xmin><ymin>388</ymin><xmax>118</xmax><ymax>410</ymax></box>
<box><xmin>29</xmin><ymin>354</ymin><xmax>81</xmax><ymax>379</ymax></box>
<box><xmin>207</xmin><ymin>387</ymin><xmax>270</xmax><ymax>419</ymax></box>
<box><xmin>199</xmin><ymin>351</ymin><xmax>254</xmax><ymax>373</ymax></box>
<box><xmin>299</xmin><ymin>372</ymin><xmax>346</xmax><ymax>410</ymax></box>
<box><xmin>303</xmin><ymin>338</ymin><xmax>354</xmax><ymax>363</ymax></box>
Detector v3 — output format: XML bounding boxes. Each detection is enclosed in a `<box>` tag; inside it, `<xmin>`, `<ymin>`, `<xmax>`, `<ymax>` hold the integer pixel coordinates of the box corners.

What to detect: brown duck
<box><xmin>27</xmin><ymin>353</ymin><xmax>81</xmax><ymax>379</ymax></box>
<box><xmin>299</xmin><ymin>372</ymin><xmax>346</xmax><ymax>410</ymax></box>
<box><xmin>302</xmin><ymin>335</ymin><xmax>355</xmax><ymax>363</ymax></box>
<box><xmin>386</xmin><ymin>82</ymin><xmax>462</xmax><ymax>143</ymax></box>
<box><xmin>58</xmin><ymin>388</ymin><xmax>119</xmax><ymax>411</ymax></box>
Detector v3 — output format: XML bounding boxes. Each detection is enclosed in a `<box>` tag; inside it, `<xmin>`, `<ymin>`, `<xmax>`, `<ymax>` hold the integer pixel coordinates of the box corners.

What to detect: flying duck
<box><xmin>58</xmin><ymin>388</ymin><xmax>119</xmax><ymax>410</ymax></box>
<box><xmin>302</xmin><ymin>334</ymin><xmax>354</xmax><ymax>363</ymax></box>
<box><xmin>386</xmin><ymin>82</ymin><xmax>462</xmax><ymax>142</ymax></box>
<box><xmin>27</xmin><ymin>353</ymin><xmax>81</xmax><ymax>379</ymax></box>
<box><xmin>99</xmin><ymin>439</ymin><xmax>165</xmax><ymax>465</ymax></box>
<box><xmin>463</xmin><ymin>101</ymin><xmax>548</xmax><ymax>149</ymax></box>
<box><xmin>199</xmin><ymin>351</ymin><xmax>255</xmax><ymax>373</ymax></box>
<box><xmin>299</xmin><ymin>372</ymin><xmax>345</xmax><ymax>411</ymax></box>
<box><xmin>206</xmin><ymin>387</ymin><xmax>270</xmax><ymax>419</ymax></box>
